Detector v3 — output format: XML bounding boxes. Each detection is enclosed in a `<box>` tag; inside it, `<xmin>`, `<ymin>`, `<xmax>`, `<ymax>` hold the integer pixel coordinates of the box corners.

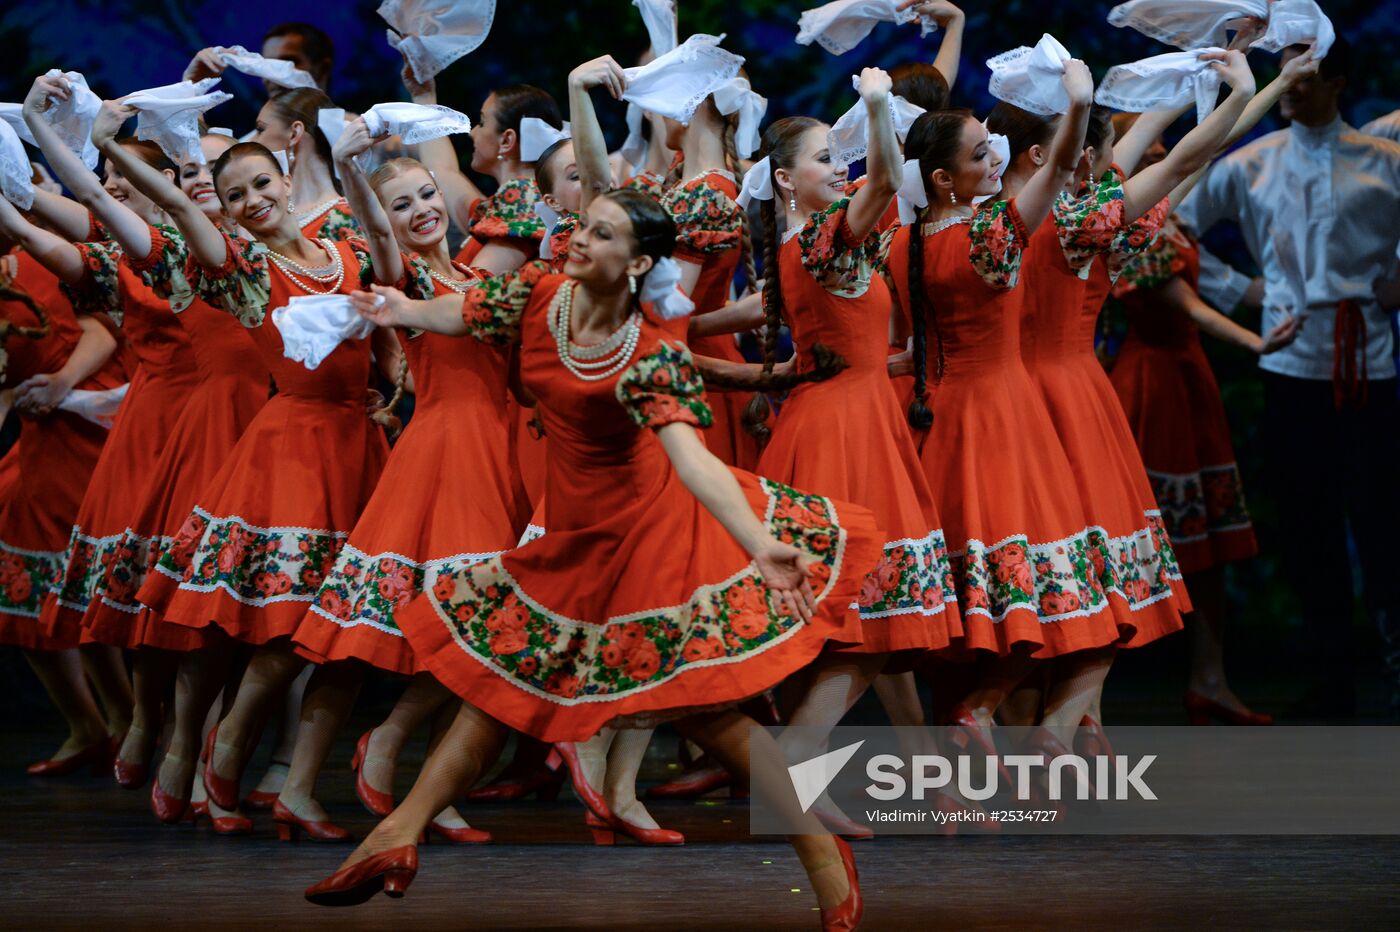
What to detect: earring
<box><xmin>287</xmin><ymin>149</ymin><xmax>296</xmax><ymax>172</ymax></box>
<box><xmin>628</xmin><ymin>274</ymin><xmax>638</xmax><ymax>295</ymax></box>
<box><xmin>949</xmin><ymin>190</ymin><xmax>958</xmax><ymax>206</ymax></box>
<box><xmin>789</xmin><ymin>195</ymin><xmax>797</xmax><ymax>211</ymax></box>
<box><xmin>1087</xmin><ymin>170</ymin><xmax>1096</xmax><ymax>189</ymax></box>
<box><xmin>497</xmin><ymin>154</ymin><xmax>505</xmax><ymax>162</ymax></box>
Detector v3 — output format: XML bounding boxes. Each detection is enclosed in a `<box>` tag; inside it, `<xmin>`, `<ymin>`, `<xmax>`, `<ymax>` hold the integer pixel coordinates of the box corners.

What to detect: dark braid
<box><xmin>721</xmin><ymin>120</ymin><xmax>760</xmax><ymax>296</ymax></box>
<box><xmin>905</xmin><ymin>207</ymin><xmax>934</xmax><ymax>430</ymax></box>
<box><xmin>740</xmin><ymin>195</ymin><xmax>782</xmax><ymax>441</ymax></box>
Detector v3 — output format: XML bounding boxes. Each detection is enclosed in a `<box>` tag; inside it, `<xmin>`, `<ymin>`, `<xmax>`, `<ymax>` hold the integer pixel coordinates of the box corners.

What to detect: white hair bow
<box><xmin>519</xmin><ymin>117</ymin><xmax>571</xmax><ymax>163</ymax></box>
<box><xmin>534</xmin><ymin>199</ymin><xmax>561</xmax><ymax>259</ymax></box>
<box><xmin>736</xmin><ymin>155</ymin><xmax>774</xmax><ymax>208</ymax></box>
<box><xmin>711</xmin><ymin>77</ymin><xmax>767</xmax><ymax>160</ymax></box>
<box><xmin>640</xmin><ymin>256</ymin><xmax>695</xmax><ymax>320</ymax></box>
<box><xmin>987</xmin><ymin>33</ymin><xmax>1074</xmax><ymax>116</ymax></box>
<box><xmin>895</xmin><ymin>158</ymin><xmax>927</xmax><ymax>227</ymax></box>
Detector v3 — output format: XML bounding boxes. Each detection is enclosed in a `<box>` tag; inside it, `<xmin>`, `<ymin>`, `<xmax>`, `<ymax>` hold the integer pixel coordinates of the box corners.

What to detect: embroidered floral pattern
<box><xmin>128</xmin><ymin>224</ymin><xmax>199</xmax><ymax>312</ymax></box>
<box><xmin>48</xmin><ymin>529</ymin><xmax>125</xmax><ymax>613</ymax></box>
<box><xmin>315</xmin><ymin>206</ymin><xmax>362</xmax><ymax>243</ymax></box>
<box><xmin>1147</xmin><ymin>465</ymin><xmax>1252</xmax><ymax>545</ymax></box>
<box><xmin>662</xmin><ymin>173</ymin><xmax>743</xmax><ymax>260</ymax></box>
<box><xmin>625</xmin><ymin>170</ymin><xmax>668</xmax><ymax>201</ymax></box>
<box><xmin>952</xmin><ymin>519</ymin><xmax>1182</xmax><ymax>623</ymax></box>
<box><xmin>94</xmin><ymin>530</ymin><xmax>169</xmax><ymax>610</ymax></box>
<box><xmin>471</xmin><ymin>178</ymin><xmax>546</xmax><ymax>243</ymax></box>
<box><xmin>968</xmin><ymin>199</ymin><xmax>1028</xmax><ymax>289</ymax></box>
<box><xmin>1112</xmin><ymin>222</ymin><xmax>1192</xmax><ymax>296</ymax></box>
<box><xmin>854</xmin><ymin>532</ymin><xmax>956</xmax><ymax>619</ymax></box>
<box><xmin>1053</xmin><ymin>174</ymin><xmax>1127</xmax><ymax>275</ymax></box>
<box><xmin>154</xmin><ymin>509</ymin><xmax>347</xmax><ymax>606</ymax></box>
<box><xmin>311</xmin><ymin>546</ymin><xmax>502</xmax><ymax>636</ymax></box>
<box><xmin>426</xmin><ymin>478</ymin><xmax>846</xmax><ymax>702</ymax></box>
<box><xmin>615</xmin><ymin>341</ymin><xmax>714</xmax><ymax>430</ymax></box>
<box><xmin>60</xmin><ymin>240</ymin><xmax>123</xmax><ymax>320</ymax></box>
<box><xmin>546</xmin><ymin>212</ymin><xmax>579</xmax><ymax>271</ymax></box>
<box><xmin>459</xmin><ymin>259</ymin><xmax>550</xmax><ymax>345</ymax></box>
<box><xmin>0</xmin><ymin>543</ymin><xmax>63</xmax><ymax>618</ymax></box>
<box><xmin>798</xmin><ymin>197</ymin><xmax>881</xmax><ymax>298</ymax></box>
<box><xmin>190</xmin><ymin>234</ymin><xmax>372</xmax><ymax>328</ymax></box>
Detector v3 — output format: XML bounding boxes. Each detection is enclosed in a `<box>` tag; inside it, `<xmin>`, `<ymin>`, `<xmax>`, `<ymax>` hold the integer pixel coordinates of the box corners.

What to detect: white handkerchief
<box><xmin>57</xmin><ymin>383</ymin><xmax>128</xmax><ymax>429</ymax></box>
<box><xmin>827</xmin><ymin>74</ymin><xmax>925</xmax><ymax>165</ymax></box>
<box><xmin>272</xmin><ymin>294</ymin><xmax>376</xmax><ymax>370</ymax></box>
<box><xmin>123</xmin><ymin>79</ymin><xmax>233</xmax><ymax>165</ymax></box>
<box><xmin>795</xmin><ymin>0</ymin><xmax>920</xmax><ymax>56</ymax></box>
<box><xmin>40</xmin><ymin>70</ymin><xmax>102</xmax><ymax>170</ymax></box>
<box><xmin>634</xmin><ymin>0</ymin><xmax>679</xmax><ymax>56</ymax></box>
<box><xmin>0</xmin><ymin>117</ymin><xmax>33</xmax><ymax>209</ymax></box>
<box><xmin>519</xmin><ymin>117</ymin><xmax>571</xmax><ymax>163</ymax></box>
<box><xmin>1251</xmin><ymin>0</ymin><xmax>1335</xmax><ymax>59</ymax></box>
<box><xmin>1095</xmin><ymin>49</ymin><xmax>1227</xmax><ymax>123</ymax></box>
<box><xmin>620</xmin><ymin>103</ymin><xmax>648</xmax><ymax>170</ymax></box>
<box><xmin>711</xmin><ymin>78</ymin><xmax>767</xmax><ymax>160</ymax></box>
<box><xmin>218</xmin><ymin>46</ymin><xmax>319</xmax><ymax>89</ymax></box>
<box><xmin>1108</xmin><ymin>1</ymin><xmax>1267</xmax><ymax>51</ymax></box>
<box><xmin>0</xmin><ymin>104</ymin><xmax>37</xmax><ymax>147</ymax></box>
<box><xmin>362</xmin><ymin>102</ymin><xmax>472</xmax><ymax>146</ymax></box>
<box><xmin>987</xmin><ymin>34</ymin><xmax>1074</xmax><ymax>116</ymax></box>
<box><xmin>379</xmin><ymin>0</ymin><xmax>497</xmax><ymax>84</ymax></box>
<box><xmin>621</xmin><ymin>34</ymin><xmax>744</xmax><ymax>125</ymax></box>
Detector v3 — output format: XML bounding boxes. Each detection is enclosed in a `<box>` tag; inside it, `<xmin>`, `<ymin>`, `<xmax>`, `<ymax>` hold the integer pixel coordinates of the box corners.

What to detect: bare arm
<box><xmin>689</xmin><ymin>292</ymin><xmax>764</xmax><ymax>337</ymax></box>
<box><xmin>354</xmin><ymin>285</ymin><xmax>468</xmax><ymax>335</ymax></box>
<box><xmin>1122</xmin><ymin>50</ymin><xmax>1256</xmax><ymax>222</ymax></box>
<box><xmin>402</xmin><ymin>65</ymin><xmax>484</xmax><ymax>233</ymax></box>
<box><xmin>657</xmin><ymin>422</ymin><xmax>816</xmax><ymax>621</ymax></box>
<box><xmin>1161</xmin><ymin>275</ymin><xmax>1298</xmax><ymax>354</ymax></box>
<box><xmin>569</xmin><ymin>56</ymin><xmax>627</xmax><ymax>211</ymax></box>
<box><xmin>26</xmin><ymin>189</ymin><xmax>94</xmax><ymax>243</ymax></box>
<box><xmin>0</xmin><ymin>197</ymin><xmax>86</xmax><ymax>283</ymax></box>
<box><xmin>13</xmin><ymin>315</ymin><xmax>118</xmax><ymax>416</ymax></box>
<box><xmin>1113</xmin><ymin>105</ymin><xmax>1189</xmax><ymax>177</ymax></box>
<box><xmin>22</xmin><ymin>77</ymin><xmax>151</xmax><ymax>254</ymax></box>
<box><xmin>899</xmin><ymin>1</ymin><xmax>965</xmax><ymax>88</ymax></box>
<box><xmin>332</xmin><ymin>118</ymin><xmax>403</xmax><ymax>285</ymax></box>
<box><xmin>1016</xmin><ymin>60</ymin><xmax>1094</xmax><ymax>233</ymax></box>
<box><xmin>845</xmin><ymin>68</ymin><xmax>901</xmax><ymax>242</ymax></box>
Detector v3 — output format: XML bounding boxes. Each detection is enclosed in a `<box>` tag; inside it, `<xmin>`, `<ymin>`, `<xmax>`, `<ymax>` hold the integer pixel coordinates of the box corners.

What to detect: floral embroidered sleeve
<box><xmin>624</xmin><ymin>170</ymin><xmax>668</xmax><ymax>201</ymax></box>
<box><xmin>662</xmin><ymin>173</ymin><xmax>744</xmax><ymax>263</ymax></box>
<box><xmin>189</xmin><ymin>231</ymin><xmax>272</xmax><ymax>327</ymax></box>
<box><xmin>125</xmin><ymin>224</ymin><xmax>198</xmax><ymax>312</ymax></box>
<box><xmin>798</xmin><ymin>197</ymin><xmax>881</xmax><ymax>298</ymax></box>
<box><xmin>458</xmin><ymin>259</ymin><xmax>551</xmax><ymax>345</ymax></box>
<box><xmin>470</xmin><ymin>178</ymin><xmax>546</xmax><ymax>246</ymax></box>
<box><xmin>59</xmin><ymin>240</ymin><xmax>123</xmax><ymax>320</ymax></box>
<box><xmin>545</xmin><ymin>212</ymin><xmax>579</xmax><ymax>272</ymax></box>
<box><xmin>615</xmin><ymin>340</ymin><xmax>714</xmax><ymax>430</ymax></box>
<box><xmin>968</xmin><ymin>198</ymin><xmax>1031</xmax><ymax>289</ymax></box>
<box><xmin>316</xmin><ymin>206</ymin><xmax>362</xmax><ymax>243</ymax></box>
<box><xmin>1110</xmin><ymin>228</ymin><xmax>1190</xmax><ymax>298</ymax></box>
<box><xmin>1052</xmin><ymin>172</ymin><xmax>1127</xmax><ymax>273</ymax></box>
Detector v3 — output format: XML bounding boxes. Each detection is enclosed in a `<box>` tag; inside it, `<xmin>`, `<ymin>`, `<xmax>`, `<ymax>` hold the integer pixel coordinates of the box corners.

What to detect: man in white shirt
<box><xmin>1179</xmin><ymin>37</ymin><xmax>1400</xmax><ymax>717</ymax></box>
<box><xmin>1361</xmin><ymin>109</ymin><xmax>1400</xmax><ymax>143</ymax></box>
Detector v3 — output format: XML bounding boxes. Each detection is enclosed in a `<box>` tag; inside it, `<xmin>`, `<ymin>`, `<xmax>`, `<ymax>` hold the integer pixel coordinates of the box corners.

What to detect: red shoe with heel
<box><xmin>273</xmin><ymin>799</ymin><xmax>353</xmax><ymax>843</ymax></box>
<box><xmin>551</xmin><ymin>743</ymin><xmax>614</xmax><ymax>822</ymax></box>
<box><xmin>585</xmin><ymin>809</ymin><xmax>685</xmax><ymax>846</ymax></box>
<box><xmin>351</xmin><ymin>730</ymin><xmax>395</xmax><ymax>816</ymax></box>
<box><xmin>26</xmin><ymin>737</ymin><xmax>116</xmax><ymax>778</ymax></box>
<box><xmin>947</xmin><ymin>703</ymin><xmax>1013</xmax><ymax>788</ymax></box>
<box><xmin>150</xmin><ymin>776</ymin><xmax>190</xmax><ymax>825</ymax></box>
<box><xmin>820</xmin><ymin>836</ymin><xmax>863</xmax><ymax>932</ymax></box>
<box><xmin>464</xmin><ymin>763</ymin><xmax>565</xmax><ymax>803</ymax></box>
<box><xmin>304</xmin><ymin>845</ymin><xmax>418</xmax><ymax>906</ymax></box>
<box><xmin>1184</xmin><ymin>691</ymin><xmax>1274</xmax><ymax>726</ymax></box>
<box><xmin>645</xmin><ymin>764</ymin><xmax>748</xmax><ymax>800</ymax></box>
<box><xmin>202</xmin><ymin>726</ymin><xmax>245</xmax><ymax>812</ymax></box>
<box><xmin>420</xmin><ymin>820</ymin><xmax>493</xmax><ymax>845</ymax></box>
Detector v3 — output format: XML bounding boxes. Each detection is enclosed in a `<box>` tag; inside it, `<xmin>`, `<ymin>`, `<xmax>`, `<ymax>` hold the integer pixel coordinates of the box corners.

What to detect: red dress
<box><xmin>298</xmin><ymin>197</ymin><xmax>360</xmax><ymax>243</ymax></box>
<box><xmin>79</xmin><ymin>225</ymin><xmax>271</xmax><ymax>651</ymax></box>
<box><xmin>1108</xmin><ymin>220</ymin><xmax>1258</xmax><ymax>574</ymax></box>
<box><xmin>664</xmin><ymin>170</ymin><xmax>760</xmax><ymax>470</ymax></box>
<box><xmin>395</xmin><ymin>263</ymin><xmax>883</xmax><ymax>742</ymax></box>
<box><xmin>135</xmin><ymin>235</ymin><xmax>390</xmax><ymax>645</ymax></box>
<box><xmin>0</xmin><ymin>252</ymin><xmax>125</xmax><ymax>648</ymax></box>
<box><xmin>294</xmin><ymin>259</ymin><xmax>531</xmax><ymax>674</ymax></box>
<box><xmin>39</xmin><ymin>222</ymin><xmax>201</xmax><ymax>644</ymax></box>
<box><xmin>453</xmin><ymin>178</ymin><xmax>547</xmax><ymax>267</ymax></box>
<box><xmin>758</xmin><ymin>198</ymin><xmax>959</xmax><ymax>653</ymax></box>
<box><xmin>1018</xmin><ymin>180</ymin><xmax>1187</xmax><ymax>648</ymax></box>
<box><xmin>884</xmin><ymin>201</ymin><xmax>1177</xmax><ymax>658</ymax></box>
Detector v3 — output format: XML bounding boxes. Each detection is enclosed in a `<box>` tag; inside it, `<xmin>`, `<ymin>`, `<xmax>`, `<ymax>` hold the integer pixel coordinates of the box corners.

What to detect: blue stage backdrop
<box><xmin>1</xmin><ymin>0</ymin><xmax>1397</xmax><ymax>633</ymax></box>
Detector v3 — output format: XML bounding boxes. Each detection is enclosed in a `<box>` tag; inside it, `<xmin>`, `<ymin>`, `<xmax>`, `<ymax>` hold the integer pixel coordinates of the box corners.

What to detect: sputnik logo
<box><xmin>787</xmin><ymin>740</ymin><xmax>866</xmax><ymax>813</ymax></box>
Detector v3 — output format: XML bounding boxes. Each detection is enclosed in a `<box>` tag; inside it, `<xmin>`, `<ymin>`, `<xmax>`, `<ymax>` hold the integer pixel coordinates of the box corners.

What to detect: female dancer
<box><xmin>0</xmin><ymin>225</ymin><xmax>126</xmax><ymax>774</ymax></box>
<box><xmin>126</xmin><ymin>139</ymin><xmax>400</xmax><ymax>830</ymax></box>
<box><xmin>407</xmin><ymin>69</ymin><xmax>562</xmax><ymax>275</ymax></box>
<box><xmin>253</xmin><ymin>87</ymin><xmax>358</xmax><ymax>241</ymax></box>
<box><xmin>882</xmin><ymin>64</ymin><xmax>1098</xmax><ymax>752</ymax></box>
<box><xmin>306</xmin><ymin>189</ymin><xmax>872</xmax><ymax>931</ymax></box>
<box><xmin>21</xmin><ymin>73</ymin><xmax>199</xmax><ymax>782</ymax></box>
<box><xmin>88</xmin><ymin>108</ymin><xmax>274</xmax><ymax>821</ymax></box>
<box><xmin>999</xmin><ymin>49</ymin><xmax>1258</xmax><ymax>738</ymax></box>
<box><xmin>732</xmin><ymin>71</ymin><xmax>959</xmax><ymax>832</ymax></box>
<box><xmin>285</xmin><ymin>117</ymin><xmax>530</xmax><ymax>843</ymax></box>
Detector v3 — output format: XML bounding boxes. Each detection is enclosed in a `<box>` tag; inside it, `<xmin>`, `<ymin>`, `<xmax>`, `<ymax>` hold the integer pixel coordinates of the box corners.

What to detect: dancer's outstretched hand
<box><xmin>351</xmin><ymin>284</ymin><xmax>408</xmax><ymax>328</ymax></box>
<box><xmin>755</xmin><ymin>539</ymin><xmax>818</xmax><ymax>624</ymax></box>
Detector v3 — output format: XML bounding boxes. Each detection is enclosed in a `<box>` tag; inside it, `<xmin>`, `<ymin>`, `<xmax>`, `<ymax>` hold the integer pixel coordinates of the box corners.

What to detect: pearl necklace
<box><xmin>552</xmin><ymin>282</ymin><xmax>640</xmax><ymax>382</ymax></box>
<box><xmin>266</xmin><ymin>239</ymin><xmax>344</xmax><ymax>294</ymax></box>
<box><xmin>923</xmin><ymin>215</ymin><xmax>971</xmax><ymax>237</ymax></box>
<box><xmin>294</xmin><ymin>198</ymin><xmax>341</xmax><ymax>228</ymax></box>
<box><xmin>426</xmin><ymin>265</ymin><xmax>471</xmax><ymax>294</ymax></box>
